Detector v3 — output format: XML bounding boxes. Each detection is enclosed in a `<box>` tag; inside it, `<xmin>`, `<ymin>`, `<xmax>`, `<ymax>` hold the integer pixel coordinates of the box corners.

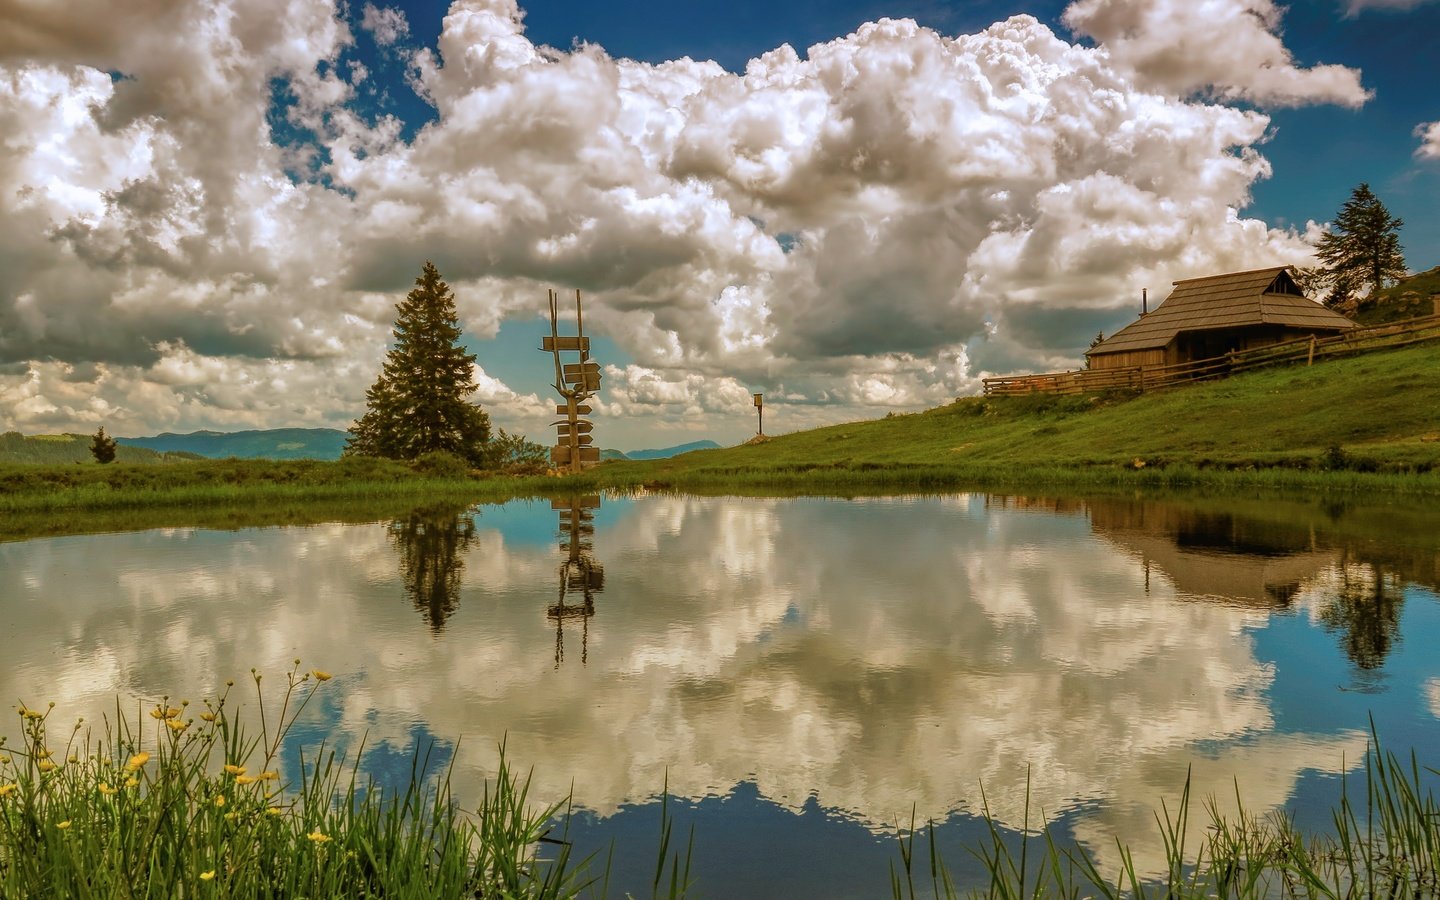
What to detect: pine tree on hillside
<box><xmin>89</xmin><ymin>426</ymin><xmax>117</xmax><ymax>464</ymax></box>
<box><xmin>1314</xmin><ymin>183</ymin><xmax>1406</xmax><ymax>308</ymax></box>
<box><xmin>345</xmin><ymin>262</ymin><xmax>492</xmax><ymax>465</ymax></box>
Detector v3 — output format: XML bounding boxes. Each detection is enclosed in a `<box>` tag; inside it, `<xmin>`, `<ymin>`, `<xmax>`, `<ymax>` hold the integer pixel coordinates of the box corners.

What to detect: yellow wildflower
<box><xmin>267</xmin><ymin>806</ymin><xmax>284</xmax><ymax>816</ymax></box>
<box><xmin>258</xmin><ymin>770</ymin><xmax>279</xmax><ymax>782</ymax></box>
<box><xmin>37</xmin><ymin>760</ymin><xmax>56</xmax><ymax>772</ymax></box>
<box><xmin>166</xmin><ymin>719</ymin><xmax>188</xmax><ymax>733</ymax></box>
<box><xmin>223</xmin><ymin>764</ymin><xmax>246</xmax><ymax>776</ymax></box>
<box><xmin>57</xmin><ymin>820</ymin><xmax>72</xmax><ymax>830</ymax></box>
<box><xmin>126</xmin><ymin>752</ymin><xmax>150</xmax><ymax>771</ymax></box>
<box><xmin>200</xmin><ymin>871</ymin><xmax>215</xmax><ymax>881</ymax></box>
<box><xmin>98</xmin><ymin>783</ymin><xmax>117</xmax><ymax>796</ymax></box>
<box><xmin>234</xmin><ymin>775</ymin><xmax>257</xmax><ymax>786</ymax></box>
<box><xmin>214</xmin><ymin>795</ymin><xmax>226</xmax><ymax>808</ymax></box>
<box><xmin>18</xmin><ymin>707</ymin><xmax>43</xmax><ymax>719</ymax></box>
<box><xmin>306</xmin><ymin>830</ymin><xmax>331</xmax><ymax>844</ymax></box>
<box><xmin>310</xmin><ymin>669</ymin><xmax>332</xmax><ymax>682</ymax></box>
<box><xmin>200</xmin><ymin>712</ymin><xmax>216</xmax><ymax>722</ymax></box>
<box><xmin>124</xmin><ymin>776</ymin><xmax>139</xmax><ymax>788</ymax></box>
<box><xmin>0</xmin><ymin>783</ymin><xmax>17</xmax><ymax>798</ymax></box>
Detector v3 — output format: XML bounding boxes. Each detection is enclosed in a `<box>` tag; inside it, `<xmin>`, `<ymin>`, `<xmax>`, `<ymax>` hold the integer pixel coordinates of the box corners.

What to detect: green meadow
<box><xmin>3</xmin><ymin>341</ymin><xmax>1439</xmax><ymax>534</ymax></box>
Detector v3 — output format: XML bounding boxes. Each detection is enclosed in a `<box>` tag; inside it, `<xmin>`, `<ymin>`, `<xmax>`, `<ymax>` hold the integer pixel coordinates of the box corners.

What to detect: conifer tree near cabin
<box><xmin>1314</xmin><ymin>183</ymin><xmax>1406</xmax><ymax>308</ymax></box>
<box><xmin>89</xmin><ymin>426</ymin><xmax>117</xmax><ymax>464</ymax></box>
<box><xmin>346</xmin><ymin>262</ymin><xmax>491</xmax><ymax>465</ymax></box>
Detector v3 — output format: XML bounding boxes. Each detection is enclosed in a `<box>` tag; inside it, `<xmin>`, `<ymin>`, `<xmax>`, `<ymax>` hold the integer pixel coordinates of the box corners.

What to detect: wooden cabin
<box><xmin>1086</xmin><ymin>267</ymin><xmax>1356</xmax><ymax>371</ymax></box>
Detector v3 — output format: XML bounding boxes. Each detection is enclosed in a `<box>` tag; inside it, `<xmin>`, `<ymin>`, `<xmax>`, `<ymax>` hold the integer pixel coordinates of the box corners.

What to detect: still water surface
<box><xmin>3</xmin><ymin>492</ymin><xmax>1439</xmax><ymax>896</ymax></box>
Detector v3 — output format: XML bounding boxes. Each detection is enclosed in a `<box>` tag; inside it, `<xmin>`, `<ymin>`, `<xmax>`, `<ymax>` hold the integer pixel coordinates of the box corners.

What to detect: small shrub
<box><xmin>408</xmin><ymin>450</ymin><xmax>473</xmax><ymax>479</ymax></box>
<box><xmin>480</xmin><ymin>429</ymin><xmax>549</xmax><ymax>474</ymax></box>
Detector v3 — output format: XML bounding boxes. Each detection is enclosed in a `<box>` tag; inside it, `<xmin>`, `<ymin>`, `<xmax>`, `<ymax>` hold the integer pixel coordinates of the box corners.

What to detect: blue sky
<box><xmin>0</xmin><ymin>0</ymin><xmax>1435</xmax><ymax>450</ymax></box>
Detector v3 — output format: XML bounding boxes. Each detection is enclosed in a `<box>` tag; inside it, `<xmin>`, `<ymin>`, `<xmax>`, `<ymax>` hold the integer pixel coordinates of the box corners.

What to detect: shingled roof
<box><xmin>1088</xmin><ymin>267</ymin><xmax>1356</xmax><ymax>357</ymax></box>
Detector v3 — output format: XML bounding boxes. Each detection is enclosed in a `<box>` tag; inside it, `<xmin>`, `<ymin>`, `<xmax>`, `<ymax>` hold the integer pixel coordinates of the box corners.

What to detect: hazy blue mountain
<box><xmin>600</xmin><ymin>448</ymin><xmax>629</xmax><ymax>461</ymax></box>
<box><xmin>117</xmin><ymin>428</ymin><xmax>350</xmax><ymax>460</ymax></box>
<box><xmin>623</xmin><ymin>440</ymin><xmax>721</xmax><ymax>460</ymax></box>
<box><xmin>0</xmin><ymin>432</ymin><xmax>201</xmax><ymax>465</ymax></box>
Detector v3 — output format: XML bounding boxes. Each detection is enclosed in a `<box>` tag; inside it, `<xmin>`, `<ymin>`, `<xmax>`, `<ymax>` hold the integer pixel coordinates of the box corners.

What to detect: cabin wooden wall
<box><xmin>1088</xmin><ymin>348</ymin><xmax>1166</xmax><ymax>370</ymax></box>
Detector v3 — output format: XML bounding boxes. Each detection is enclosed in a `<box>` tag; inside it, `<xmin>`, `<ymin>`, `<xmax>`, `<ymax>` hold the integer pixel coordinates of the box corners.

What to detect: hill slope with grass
<box><xmin>1350</xmin><ymin>266</ymin><xmax>1440</xmax><ymax>325</ymax></box>
<box><xmin>603</xmin><ymin>342</ymin><xmax>1440</xmax><ymax>488</ymax></box>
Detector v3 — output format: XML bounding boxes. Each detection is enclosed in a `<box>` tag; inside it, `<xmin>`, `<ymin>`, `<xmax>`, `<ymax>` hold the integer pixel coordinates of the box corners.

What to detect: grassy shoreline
<box><xmin>4</xmin><ymin>453</ymin><xmax>1439</xmax><ymax>524</ymax></box>
<box><xmin>4</xmin><ymin>341</ymin><xmax>1440</xmax><ymax>524</ymax></box>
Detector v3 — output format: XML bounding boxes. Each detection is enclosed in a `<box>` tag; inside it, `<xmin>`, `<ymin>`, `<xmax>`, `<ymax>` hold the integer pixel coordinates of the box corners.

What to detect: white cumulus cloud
<box><xmin>0</xmin><ymin>0</ymin><xmax>1357</xmax><ymax>442</ymax></box>
<box><xmin>1416</xmin><ymin>120</ymin><xmax>1440</xmax><ymax>160</ymax></box>
<box><xmin>359</xmin><ymin>3</ymin><xmax>411</xmax><ymax>47</ymax></box>
<box><xmin>1062</xmin><ymin>0</ymin><xmax>1370</xmax><ymax>108</ymax></box>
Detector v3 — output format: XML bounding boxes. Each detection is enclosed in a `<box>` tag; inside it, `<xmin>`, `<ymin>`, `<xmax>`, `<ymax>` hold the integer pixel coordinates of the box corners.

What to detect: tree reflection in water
<box><xmin>551</xmin><ymin>496</ymin><xmax>603</xmax><ymax>667</ymax></box>
<box><xmin>389</xmin><ymin>503</ymin><xmax>477</xmax><ymax>632</ymax></box>
<box><xmin>1318</xmin><ymin>560</ymin><xmax>1405</xmax><ymax>678</ymax></box>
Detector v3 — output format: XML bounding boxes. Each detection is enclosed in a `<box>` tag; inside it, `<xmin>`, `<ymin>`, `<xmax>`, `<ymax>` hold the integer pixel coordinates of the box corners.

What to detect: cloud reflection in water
<box><xmin>3</xmin><ymin>492</ymin><xmax>1430</xmax><ymax>878</ymax></box>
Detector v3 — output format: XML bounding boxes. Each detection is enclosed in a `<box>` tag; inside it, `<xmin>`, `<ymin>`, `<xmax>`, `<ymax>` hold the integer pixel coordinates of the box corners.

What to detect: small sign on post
<box><xmin>753</xmin><ymin>392</ymin><xmax>763</xmax><ymax>436</ymax></box>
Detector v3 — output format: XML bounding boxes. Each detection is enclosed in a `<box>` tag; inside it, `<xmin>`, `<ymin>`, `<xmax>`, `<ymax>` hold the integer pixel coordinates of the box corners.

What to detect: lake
<box><xmin>2</xmin><ymin>491</ymin><xmax>1438</xmax><ymax>896</ymax></box>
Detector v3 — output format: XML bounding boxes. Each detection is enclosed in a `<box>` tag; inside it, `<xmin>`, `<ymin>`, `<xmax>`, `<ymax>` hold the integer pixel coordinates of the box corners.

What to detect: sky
<box><xmin>1</xmin><ymin>0</ymin><xmax>1436</xmax><ymax>450</ymax></box>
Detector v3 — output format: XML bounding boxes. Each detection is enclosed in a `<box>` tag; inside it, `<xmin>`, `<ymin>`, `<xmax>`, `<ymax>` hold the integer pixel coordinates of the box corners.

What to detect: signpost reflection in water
<box><xmin>551</xmin><ymin>495</ymin><xmax>604</xmax><ymax>667</ymax></box>
<box><xmin>1</xmin><ymin>492</ymin><xmax>1438</xmax><ymax>896</ymax></box>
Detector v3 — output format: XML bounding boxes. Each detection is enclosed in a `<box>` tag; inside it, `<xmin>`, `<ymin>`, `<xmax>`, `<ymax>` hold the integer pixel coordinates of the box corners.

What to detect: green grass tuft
<box><xmin>0</xmin><ymin>663</ymin><xmax>602</xmax><ymax>898</ymax></box>
<box><xmin>892</xmin><ymin>722</ymin><xmax>1440</xmax><ymax>898</ymax></box>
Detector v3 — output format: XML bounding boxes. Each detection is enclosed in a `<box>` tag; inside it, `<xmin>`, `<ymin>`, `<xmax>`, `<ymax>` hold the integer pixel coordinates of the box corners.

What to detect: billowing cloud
<box><xmin>1062</xmin><ymin>0</ymin><xmax>1370</xmax><ymax>108</ymax></box>
<box><xmin>1416</xmin><ymin>120</ymin><xmax>1440</xmax><ymax>160</ymax></box>
<box><xmin>359</xmin><ymin>3</ymin><xmax>411</xmax><ymax>47</ymax></box>
<box><xmin>0</xmin><ymin>0</ymin><xmax>1356</xmax><ymax>442</ymax></box>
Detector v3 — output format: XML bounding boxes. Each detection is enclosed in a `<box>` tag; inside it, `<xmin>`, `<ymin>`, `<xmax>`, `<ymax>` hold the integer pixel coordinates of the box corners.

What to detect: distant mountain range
<box><xmin>620</xmin><ymin>440</ymin><xmax>722</xmax><ymax>460</ymax></box>
<box><xmin>2</xmin><ymin>428</ymin><xmax>722</xmax><ymax>464</ymax></box>
<box><xmin>116</xmin><ymin>428</ymin><xmax>350</xmax><ymax>460</ymax></box>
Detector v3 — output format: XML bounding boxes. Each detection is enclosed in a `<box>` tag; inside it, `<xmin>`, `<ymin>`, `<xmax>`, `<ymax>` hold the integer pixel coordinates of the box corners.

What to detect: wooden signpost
<box><xmin>543</xmin><ymin>289</ymin><xmax>602</xmax><ymax>473</ymax></box>
<box><xmin>754</xmin><ymin>392</ymin><xmax>764</xmax><ymax>436</ymax></box>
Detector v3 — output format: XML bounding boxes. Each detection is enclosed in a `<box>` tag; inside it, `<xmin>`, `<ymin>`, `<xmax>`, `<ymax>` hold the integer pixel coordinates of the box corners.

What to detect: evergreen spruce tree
<box><xmin>1314</xmin><ymin>183</ymin><xmax>1406</xmax><ymax>307</ymax></box>
<box><xmin>346</xmin><ymin>262</ymin><xmax>491</xmax><ymax>465</ymax></box>
<box><xmin>89</xmin><ymin>426</ymin><xmax>117</xmax><ymax>464</ymax></box>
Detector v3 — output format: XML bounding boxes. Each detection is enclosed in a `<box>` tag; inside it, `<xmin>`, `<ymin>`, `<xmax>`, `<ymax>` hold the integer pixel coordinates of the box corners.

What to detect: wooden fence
<box><xmin>982</xmin><ymin>314</ymin><xmax>1440</xmax><ymax>397</ymax></box>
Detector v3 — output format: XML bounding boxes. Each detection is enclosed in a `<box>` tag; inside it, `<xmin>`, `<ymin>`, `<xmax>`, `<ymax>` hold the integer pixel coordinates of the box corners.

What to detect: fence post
<box><xmin>1307</xmin><ymin>335</ymin><xmax>1316</xmax><ymax>366</ymax></box>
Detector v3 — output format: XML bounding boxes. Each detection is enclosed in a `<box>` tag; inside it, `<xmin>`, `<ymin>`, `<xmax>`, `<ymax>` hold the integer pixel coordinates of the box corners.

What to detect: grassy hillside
<box><xmin>4</xmin><ymin>342</ymin><xmax>1438</xmax><ymax>516</ymax></box>
<box><xmin>117</xmin><ymin>427</ymin><xmax>349</xmax><ymax>460</ymax></box>
<box><xmin>0</xmin><ymin>432</ymin><xmax>201</xmax><ymax>465</ymax></box>
<box><xmin>601</xmin><ymin>341</ymin><xmax>1440</xmax><ymax>490</ymax></box>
